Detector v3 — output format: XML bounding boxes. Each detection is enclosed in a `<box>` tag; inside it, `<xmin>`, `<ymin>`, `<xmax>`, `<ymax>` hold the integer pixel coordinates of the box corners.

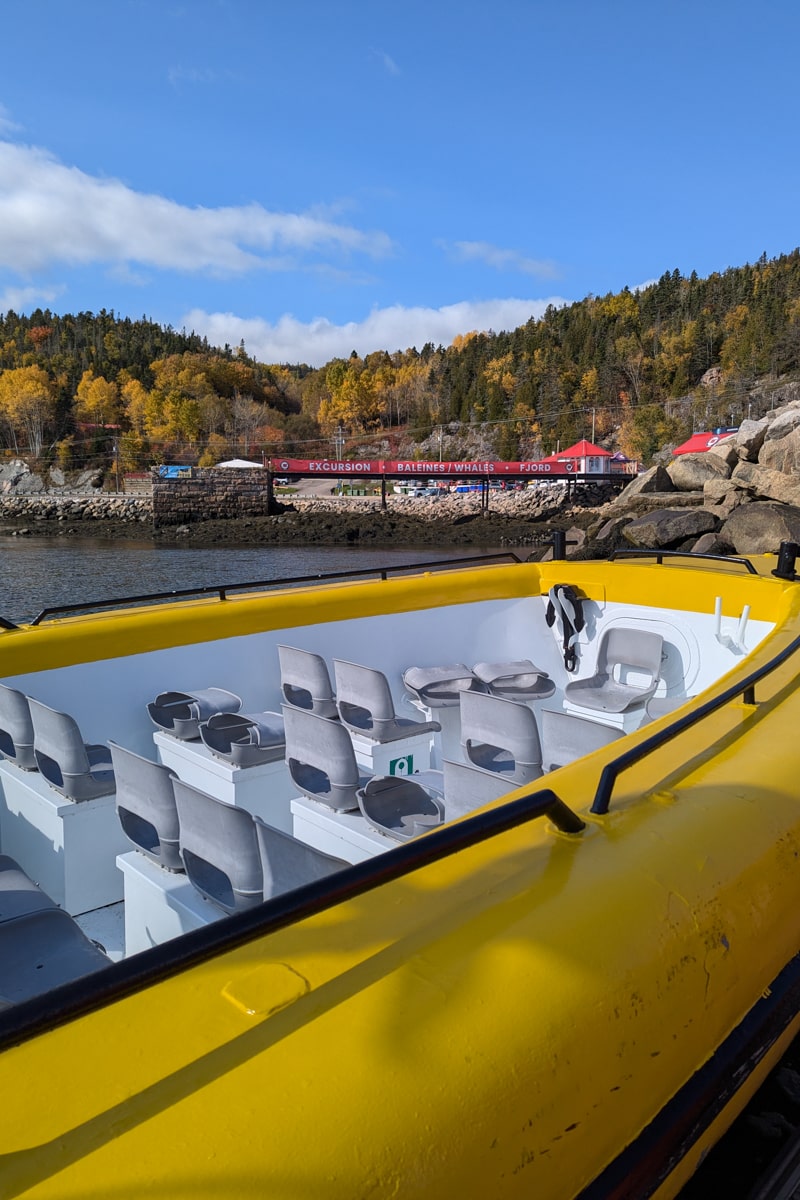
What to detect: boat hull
<box><xmin>1</xmin><ymin>556</ymin><xmax>800</xmax><ymax>1197</ymax></box>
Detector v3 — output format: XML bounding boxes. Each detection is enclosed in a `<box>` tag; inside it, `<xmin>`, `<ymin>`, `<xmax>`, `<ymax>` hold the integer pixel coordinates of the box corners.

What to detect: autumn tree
<box><xmin>74</xmin><ymin>369</ymin><xmax>121</xmax><ymax>427</ymax></box>
<box><xmin>0</xmin><ymin>365</ymin><xmax>57</xmax><ymax>456</ymax></box>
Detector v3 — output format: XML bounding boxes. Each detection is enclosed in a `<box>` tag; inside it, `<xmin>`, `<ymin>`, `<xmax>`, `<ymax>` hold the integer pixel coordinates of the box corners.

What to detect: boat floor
<box><xmin>75</xmin><ymin>902</ymin><xmax>125</xmax><ymax>962</ymax></box>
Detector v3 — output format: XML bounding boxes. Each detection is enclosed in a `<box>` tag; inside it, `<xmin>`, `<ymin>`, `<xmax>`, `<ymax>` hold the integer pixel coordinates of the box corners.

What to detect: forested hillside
<box><xmin>2</xmin><ymin>249</ymin><xmax>800</xmax><ymax>473</ymax></box>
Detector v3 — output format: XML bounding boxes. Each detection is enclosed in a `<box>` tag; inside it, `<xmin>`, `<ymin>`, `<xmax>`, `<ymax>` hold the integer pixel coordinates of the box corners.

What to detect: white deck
<box><xmin>0</xmin><ymin>589</ymin><xmax>775</xmax><ymax>965</ymax></box>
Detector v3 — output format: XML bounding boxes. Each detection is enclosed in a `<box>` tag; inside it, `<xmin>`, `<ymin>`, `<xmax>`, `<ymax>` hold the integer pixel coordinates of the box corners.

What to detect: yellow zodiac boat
<box><xmin>1</xmin><ymin>545</ymin><xmax>800</xmax><ymax>1199</ymax></box>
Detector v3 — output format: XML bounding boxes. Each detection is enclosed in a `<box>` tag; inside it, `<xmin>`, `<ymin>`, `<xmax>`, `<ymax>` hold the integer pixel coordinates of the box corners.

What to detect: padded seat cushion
<box><xmin>147</xmin><ymin>688</ymin><xmax>242</xmax><ymax>739</ymax></box>
<box><xmin>402</xmin><ymin>664</ymin><xmax>483</xmax><ymax>707</ymax></box>
<box><xmin>357</xmin><ymin>776</ymin><xmax>444</xmax><ymax>842</ymax></box>
<box><xmin>473</xmin><ymin>660</ymin><xmax>555</xmax><ymax>699</ymax></box>
<box><xmin>200</xmin><ymin>711</ymin><xmax>286</xmax><ymax>766</ymax></box>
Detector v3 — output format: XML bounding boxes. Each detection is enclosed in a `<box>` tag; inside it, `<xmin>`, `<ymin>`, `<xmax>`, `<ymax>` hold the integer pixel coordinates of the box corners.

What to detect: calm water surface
<box><xmin>1</xmin><ymin>535</ymin><xmax>508</xmax><ymax>624</ymax></box>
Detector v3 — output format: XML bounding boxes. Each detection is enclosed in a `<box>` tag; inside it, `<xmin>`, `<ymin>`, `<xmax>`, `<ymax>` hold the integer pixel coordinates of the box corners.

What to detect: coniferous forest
<box><xmin>2</xmin><ymin>249</ymin><xmax>800</xmax><ymax>473</ymax></box>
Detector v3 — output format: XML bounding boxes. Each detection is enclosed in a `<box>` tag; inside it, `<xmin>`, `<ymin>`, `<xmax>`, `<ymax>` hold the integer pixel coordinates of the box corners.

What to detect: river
<box><xmin>1</xmin><ymin>534</ymin><xmax>511</xmax><ymax>624</ymax></box>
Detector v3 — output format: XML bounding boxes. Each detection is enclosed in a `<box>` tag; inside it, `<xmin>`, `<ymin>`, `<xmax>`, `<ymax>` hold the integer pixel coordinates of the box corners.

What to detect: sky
<box><xmin>1</xmin><ymin>0</ymin><xmax>799</xmax><ymax>369</ymax></box>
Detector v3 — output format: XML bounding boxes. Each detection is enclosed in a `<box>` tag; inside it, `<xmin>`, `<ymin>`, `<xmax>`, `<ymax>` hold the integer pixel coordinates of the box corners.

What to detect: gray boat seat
<box><xmin>253</xmin><ymin>816</ymin><xmax>347</xmax><ymax>898</ymax></box>
<box><xmin>472</xmin><ymin>659</ymin><xmax>555</xmax><ymax>701</ymax></box>
<box><xmin>333</xmin><ymin>659</ymin><xmax>441</xmax><ymax>743</ymax></box>
<box><xmin>200</xmin><ymin>711</ymin><xmax>286</xmax><ymax>767</ymax></box>
<box><xmin>277</xmin><ymin>645</ymin><xmax>339</xmax><ymax>719</ymax></box>
<box><xmin>173</xmin><ymin>779</ymin><xmax>263</xmax><ymax>914</ymax></box>
<box><xmin>645</xmin><ymin>696</ymin><xmax>686</xmax><ymax>722</ymax></box>
<box><xmin>108</xmin><ymin>742</ymin><xmax>183</xmax><ymax>871</ymax></box>
<box><xmin>0</xmin><ymin>684</ymin><xmax>37</xmax><ymax>770</ymax></box>
<box><xmin>0</xmin><ymin>905</ymin><xmax>109</xmax><ymax>1004</ymax></box>
<box><xmin>356</xmin><ymin>775</ymin><xmax>445</xmax><ymax>842</ymax></box>
<box><xmin>147</xmin><ymin>688</ymin><xmax>242</xmax><ymax>740</ymax></box>
<box><xmin>460</xmin><ymin>690</ymin><xmax>543</xmax><ymax>785</ymax></box>
<box><xmin>564</xmin><ymin>629</ymin><xmax>663</xmax><ymax>714</ymax></box>
<box><xmin>28</xmin><ymin>698</ymin><xmax>115</xmax><ymax>801</ymax></box>
<box><xmin>402</xmin><ymin>664</ymin><xmax>484</xmax><ymax>708</ymax></box>
<box><xmin>283</xmin><ymin>705</ymin><xmax>370</xmax><ymax>812</ymax></box>
<box><xmin>441</xmin><ymin>758</ymin><xmax>511</xmax><ymax>819</ymax></box>
<box><xmin>540</xmin><ymin>709</ymin><xmax>624</xmax><ymax>772</ymax></box>
<box><xmin>0</xmin><ymin>853</ymin><xmax>57</xmax><ymax>922</ymax></box>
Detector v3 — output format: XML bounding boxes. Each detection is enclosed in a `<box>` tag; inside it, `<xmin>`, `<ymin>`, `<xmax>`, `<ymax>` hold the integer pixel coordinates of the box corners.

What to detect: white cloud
<box><xmin>448</xmin><ymin>240</ymin><xmax>559</xmax><ymax>280</ymax></box>
<box><xmin>182</xmin><ymin>297</ymin><xmax>569</xmax><ymax>367</ymax></box>
<box><xmin>0</xmin><ymin>282</ymin><xmax>62</xmax><ymax>313</ymax></box>
<box><xmin>0</xmin><ymin>141</ymin><xmax>394</xmax><ymax>275</ymax></box>
<box><xmin>0</xmin><ymin>105</ymin><xmax>21</xmax><ymax>136</ymax></box>
<box><xmin>370</xmin><ymin>48</ymin><xmax>400</xmax><ymax>76</ymax></box>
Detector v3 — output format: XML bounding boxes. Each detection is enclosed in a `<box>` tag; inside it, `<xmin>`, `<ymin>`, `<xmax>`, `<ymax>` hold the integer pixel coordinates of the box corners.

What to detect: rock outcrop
<box><xmin>603</xmin><ymin>395</ymin><xmax>800</xmax><ymax>558</ymax></box>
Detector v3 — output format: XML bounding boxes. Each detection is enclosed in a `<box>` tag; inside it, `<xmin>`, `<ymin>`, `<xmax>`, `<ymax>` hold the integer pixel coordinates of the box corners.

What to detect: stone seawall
<box><xmin>0</xmin><ymin>494</ymin><xmax>151</xmax><ymax>525</ymax></box>
<box><xmin>152</xmin><ymin>468</ymin><xmax>274</xmax><ymax>527</ymax></box>
<box><xmin>0</xmin><ymin>471</ymin><xmax>618</xmax><ymax>550</ymax></box>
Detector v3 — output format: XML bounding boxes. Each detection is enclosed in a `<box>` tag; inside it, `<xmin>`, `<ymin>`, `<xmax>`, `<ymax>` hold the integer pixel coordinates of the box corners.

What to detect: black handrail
<box><xmin>591</xmin><ymin>630</ymin><xmax>800</xmax><ymax>814</ymax></box>
<box><xmin>608</xmin><ymin>548</ymin><xmax>758</xmax><ymax>575</ymax></box>
<box><xmin>0</xmin><ymin>615</ymin><xmax>19</xmax><ymax>631</ymax></box>
<box><xmin>28</xmin><ymin>552</ymin><xmax>524</xmax><ymax>625</ymax></box>
<box><xmin>0</xmin><ymin>784</ymin><xmax>582</xmax><ymax>1051</ymax></box>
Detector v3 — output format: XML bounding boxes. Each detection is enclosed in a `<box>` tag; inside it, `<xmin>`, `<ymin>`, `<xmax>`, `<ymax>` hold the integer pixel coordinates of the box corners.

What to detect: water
<box><xmin>0</xmin><ymin>535</ymin><xmax>508</xmax><ymax>624</ymax></box>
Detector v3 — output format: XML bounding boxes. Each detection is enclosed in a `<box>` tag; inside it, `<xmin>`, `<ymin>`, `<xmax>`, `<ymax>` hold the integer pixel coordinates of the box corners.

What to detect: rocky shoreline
<box><xmin>0</xmin><ymin>480</ymin><xmax>615</xmax><ymax>550</ymax></box>
<box><xmin>6</xmin><ymin>394</ymin><xmax>800</xmax><ymax>559</ymax></box>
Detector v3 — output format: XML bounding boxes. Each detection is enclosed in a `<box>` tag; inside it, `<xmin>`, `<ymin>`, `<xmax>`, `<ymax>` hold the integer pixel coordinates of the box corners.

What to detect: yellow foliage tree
<box><xmin>0</xmin><ymin>365</ymin><xmax>56</xmax><ymax>456</ymax></box>
<box><xmin>74</xmin><ymin>370</ymin><xmax>121</xmax><ymax>427</ymax></box>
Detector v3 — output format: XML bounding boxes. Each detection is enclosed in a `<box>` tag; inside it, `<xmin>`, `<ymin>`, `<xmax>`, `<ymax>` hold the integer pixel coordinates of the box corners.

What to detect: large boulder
<box><xmin>731</xmin><ymin>460</ymin><xmax>800</xmax><ymax>507</ymax></box>
<box><xmin>703</xmin><ymin>476</ymin><xmax>747</xmax><ymax>516</ymax></box>
<box><xmin>622</xmin><ymin>507</ymin><xmax>718</xmax><ymax>549</ymax></box>
<box><xmin>732</xmin><ymin>417</ymin><xmax>770</xmax><ymax>462</ymax></box>
<box><xmin>667</xmin><ymin>452</ymin><xmax>730</xmax><ymax>491</ymax></box>
<box><xmin>721</xmin><ymin>500</ymin><xmax>800</xmax><ymax>555</ymax></box>
<box><xmin>706</xmin><ymin>437</ymin><xmax>740</xmax><ymax>469</ymax></box>
<box><xmin>0</xmin><ymin>460</ymin><xmax>31</xmax><ymax>493</ymax></box>
<box><xmin>758</xmin><ymin>424</ymin><xmax>800</xmax><ymax>474</ymax></box>
<box><xmin>613</xmin><ymin>464</ymin><xmax>674</xmax><ymax>502</ymax></box>
<box><xmin>762</xmin><ymin>406</ymin><xmax>800</xmax><ymax>444</ymax></box>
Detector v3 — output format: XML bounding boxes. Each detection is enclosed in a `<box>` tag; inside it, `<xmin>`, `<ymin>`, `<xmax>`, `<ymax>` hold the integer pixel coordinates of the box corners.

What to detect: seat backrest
<box><xmin>277</xmin><ymin>645</ymin><xmax>338</xmax><ymax>719</ymax></box>
<box><xmin>441</xmin><ymin>758</ymin><xmax>512</xmax><ymax>819</ymax></box>
<box><xmin>0</xmin><ymin>684</ymin><xmax>36</xmax><ymax>769</ymax></box>
<box><xmin>108</xmin><ymin>742</ymin><xmax>182</xmax><ymax>871</ymax></box>
<box><xmin>253</xmin><ymin>816</ymin><xmax>346</xmax><ymax>898</ymax></box>
<box><xmin>333</xmin><ymin>659</ymin><xmax>397</xmax><ymax>736</ymax></box>
<box><xmin>540</xmin><ymin>709</ymin><xmax>623</xmax><ymax>772</ymax></box>
<box><xmin>172</xmin><ymin>779</ymin><xmax>263</xmax><ymax>913</ymax></box>
<box><xmin>460</xmin><ymin>691</ymin><xmax>542</xmax><ymax>782</ymax></box>
<box><xmin>28</xmin><ymin>698</ymin><xmax>91</xmax><ymax>781</ymax></box>
<box><xmin>599</xmin><ymin>628</ymin><xmax>663</xmax><ymax>685</ymax></box>
<box><xmin>282</xmin><ymin>705</ymin><xmax>361</xmax><ymax>811</ymax></box>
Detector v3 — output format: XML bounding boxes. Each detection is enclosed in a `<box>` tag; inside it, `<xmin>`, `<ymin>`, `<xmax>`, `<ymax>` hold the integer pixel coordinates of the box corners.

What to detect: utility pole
<box><xmin>334</xmin><ymin>424</ymin><xmax>345</xmax><ymax>495</ymax></box>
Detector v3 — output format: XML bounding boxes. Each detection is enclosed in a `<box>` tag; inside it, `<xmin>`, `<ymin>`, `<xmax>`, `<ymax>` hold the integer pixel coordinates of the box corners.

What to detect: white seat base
<box><xmin>291</xmin><ymin>795</ymin><xmax>394</xmax><ymax>864</ymax></box>
<box><xmin>154</xmin><ymin>731</ymin><xmax>295</xmax><ymax>833</ymax></box>
<box><xmin>118</xmin><ymin>850</ymin><xmax>222</xmax><ymax>955</ymax></box>
<box><xmin>0</xmin><ymin>760</ymin><xmax>128</xmax><ymax>914</ymax></box>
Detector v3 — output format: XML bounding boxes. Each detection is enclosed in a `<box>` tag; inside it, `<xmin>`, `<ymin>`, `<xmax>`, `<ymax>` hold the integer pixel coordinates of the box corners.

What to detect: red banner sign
<box><xmin>269</xmin><ymin>458</ymin><xmax>597</xmax><ymax>476</ymax></box>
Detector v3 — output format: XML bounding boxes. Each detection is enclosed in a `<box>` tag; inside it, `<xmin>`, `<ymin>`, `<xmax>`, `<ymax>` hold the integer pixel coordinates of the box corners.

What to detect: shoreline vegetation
<box><xmin>6</xmin><ymin>389</ymin><xmax>800</xmax><ymax>561</ymax></box>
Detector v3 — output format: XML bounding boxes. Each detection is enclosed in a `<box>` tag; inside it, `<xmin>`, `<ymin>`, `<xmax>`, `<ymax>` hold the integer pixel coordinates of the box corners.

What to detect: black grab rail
<box><xmin>26</xmin><ymin>552</ymin><xmax>524</xmax><ymax>626</ymax></box>
<box><xmin>608</xmin><ymin>548</ymin><xmax>759</xmax><ymax>575</ymax></box>
<box><xmin>0</xmin><ymin>784</ymin><xmax>583</xmax><ymax>1052</ymax></box>
<box><xmin>591</xmin><ymin>630</ymin><xmax>800</xmax><ymax>815</ymax></box>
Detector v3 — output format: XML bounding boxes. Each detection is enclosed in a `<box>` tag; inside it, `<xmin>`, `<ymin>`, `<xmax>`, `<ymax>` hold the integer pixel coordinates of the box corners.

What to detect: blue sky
<box><xmin>1</xmin><ymin>0</ymin><xmax>799</xmax><ymax>367</ymax></box>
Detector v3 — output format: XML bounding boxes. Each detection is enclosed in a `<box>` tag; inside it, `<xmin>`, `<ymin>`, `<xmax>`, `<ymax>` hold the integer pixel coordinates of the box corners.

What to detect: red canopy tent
<box><xmin>557</xmin><ymin>439</ymin><xmax>613</xmax><ymax>459</ymax></box>
<box><xmin>673</xmin><ymin>431</ymin><xmax>736</xmax><ymax>456</ymax></box>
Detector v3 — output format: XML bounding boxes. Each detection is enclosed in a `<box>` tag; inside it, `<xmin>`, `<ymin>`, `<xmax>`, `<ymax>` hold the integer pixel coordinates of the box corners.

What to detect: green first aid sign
<box><xmin>389</xmin><ymin>754</ymin><xmax>413</xmax><ymax>776</ymax></box>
